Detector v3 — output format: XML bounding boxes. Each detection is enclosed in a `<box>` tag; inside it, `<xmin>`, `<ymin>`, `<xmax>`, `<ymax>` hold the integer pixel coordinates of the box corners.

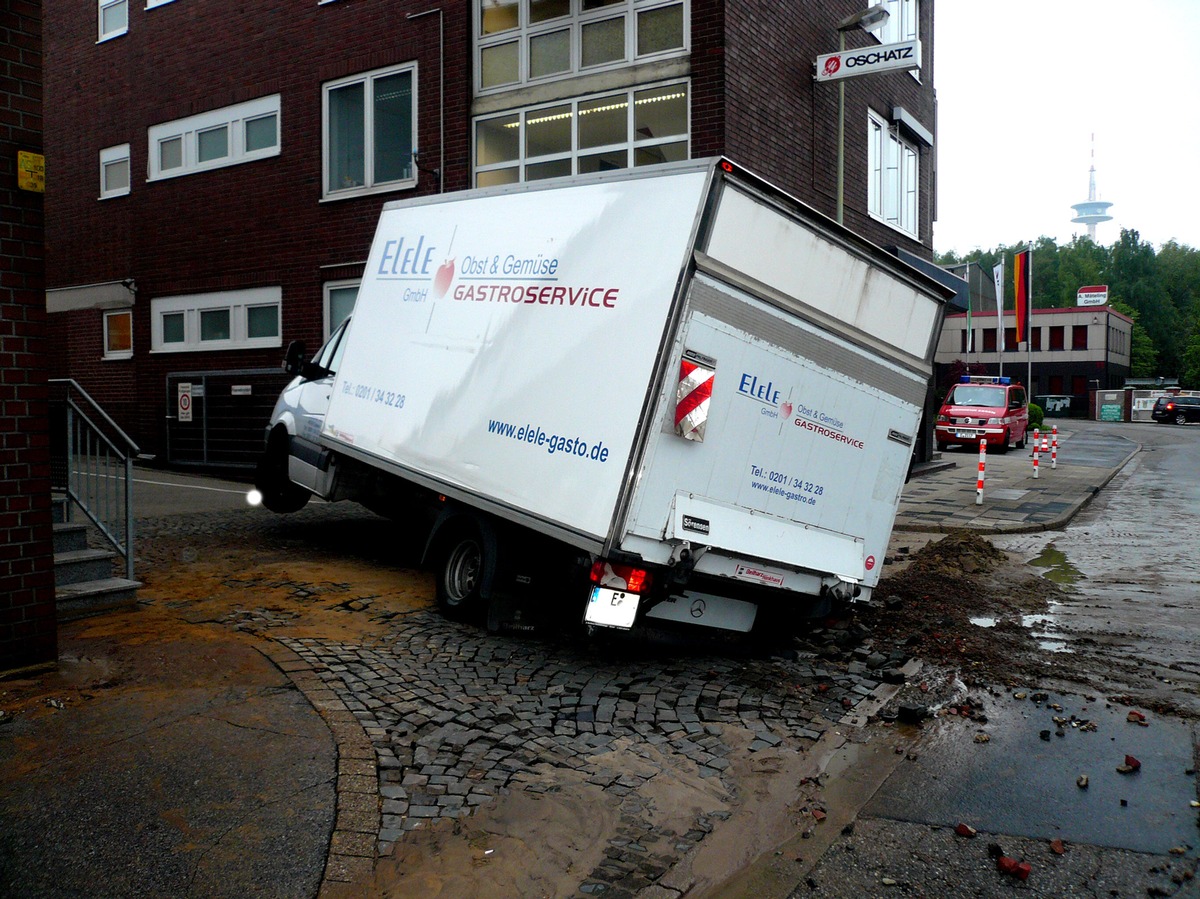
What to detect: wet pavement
<box><xmin>3</xmin><ymin>419</ymin><xmax>1198</xmax><ymax>898</ymax></box>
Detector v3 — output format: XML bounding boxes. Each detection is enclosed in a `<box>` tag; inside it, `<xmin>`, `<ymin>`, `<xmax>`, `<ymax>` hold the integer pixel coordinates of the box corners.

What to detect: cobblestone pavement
<box><xmin>280</xmin><ymin>608</ymin><xmax>897</xmax><ymax>897</ymax></box>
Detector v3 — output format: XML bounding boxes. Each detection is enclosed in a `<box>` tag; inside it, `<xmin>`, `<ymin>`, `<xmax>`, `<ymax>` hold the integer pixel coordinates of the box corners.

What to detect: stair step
<box><xmin>54</xmin><ymin>548</ymin><xmax>118</xmax><ymax>586</ymax></box>
<box><xmin>56</xmin><ymin>577</ymin><xmax>142</xmax><ymax>621</ymax></box>
<box><xmin>52</xmin><ymin>521</ymin><xmax>91</xmax><ymax>554</ymax></box>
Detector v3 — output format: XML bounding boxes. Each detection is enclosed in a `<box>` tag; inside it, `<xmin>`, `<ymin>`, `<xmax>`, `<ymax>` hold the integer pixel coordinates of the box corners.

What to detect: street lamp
<box><xmin>835</xmin><ymin>5</ymin><xmax>889</xmax><ymax>225</ymax></box>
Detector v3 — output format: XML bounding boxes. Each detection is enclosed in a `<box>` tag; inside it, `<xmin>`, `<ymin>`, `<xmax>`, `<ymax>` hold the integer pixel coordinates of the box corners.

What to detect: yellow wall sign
<box><xmin>17</xmin><ymin>151</ymin><xmax>45</xmax><ymax>193</ymax></box>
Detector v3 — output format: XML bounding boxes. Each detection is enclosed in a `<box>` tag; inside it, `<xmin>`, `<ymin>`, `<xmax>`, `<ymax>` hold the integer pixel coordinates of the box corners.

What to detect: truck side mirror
<box><xmin>284</xmin><ymin>340</ymin><xmax>307</xmax><ymax>375</ymax></box>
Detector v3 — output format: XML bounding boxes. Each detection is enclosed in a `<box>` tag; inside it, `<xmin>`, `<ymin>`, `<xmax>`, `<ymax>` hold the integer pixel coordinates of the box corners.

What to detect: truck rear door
<box><xmin>619</xmin><ymin>273</ymin><xmax>927</xmax><ymax>593</ymax></box>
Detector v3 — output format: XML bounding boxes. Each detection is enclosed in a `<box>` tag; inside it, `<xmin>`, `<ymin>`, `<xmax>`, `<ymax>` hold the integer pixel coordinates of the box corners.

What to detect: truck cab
<box><xmin>935</xmin><ymin>375</ymin><xmax>1028</xmax><ymax>453</ymax></box>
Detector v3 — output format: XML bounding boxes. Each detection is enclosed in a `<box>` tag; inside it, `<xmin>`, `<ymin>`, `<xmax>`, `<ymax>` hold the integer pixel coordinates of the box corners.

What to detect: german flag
<box><xmin>1013</xmin><ymin>249</ymin><xmax>1031</xmax><ymax>343</ymax></box>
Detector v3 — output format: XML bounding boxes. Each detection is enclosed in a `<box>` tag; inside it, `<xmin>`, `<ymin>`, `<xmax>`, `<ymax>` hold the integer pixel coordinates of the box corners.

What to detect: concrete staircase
<box><xmin>53</xmin><ymin>501</ymin><xmax>141</xmax><ymax>620</ymax></box>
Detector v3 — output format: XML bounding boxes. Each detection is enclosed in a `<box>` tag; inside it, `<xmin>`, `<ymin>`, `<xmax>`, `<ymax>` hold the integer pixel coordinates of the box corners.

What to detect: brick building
<box><xmin>2</xmin><ymin>1</ymin><xmax>55</xmax><ymax>674</ymax></box>
<box><xmin>44</xmin><ymin>1</ymin><xmax>938</xmax><ymax>466</ymax></box>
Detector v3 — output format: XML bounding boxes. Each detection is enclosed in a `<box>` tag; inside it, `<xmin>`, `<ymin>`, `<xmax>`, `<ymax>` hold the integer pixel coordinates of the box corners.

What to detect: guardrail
<box><xmin>48</xmin><ymin>379</ymin><xmax>138</xmax><ymax>580</ymax></box>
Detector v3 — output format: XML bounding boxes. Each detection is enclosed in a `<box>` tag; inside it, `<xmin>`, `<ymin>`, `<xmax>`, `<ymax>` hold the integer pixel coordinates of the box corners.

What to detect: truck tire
<box><xmin>254</xmin><ymin>431</ymin><xmax>310</xmax><ymax>513</ymax></box>
<box><xmin>995</xmin><ymin>430</ymin><xmax>1011</xmax><ymax>454</ymax></box>
<box><xmin>437</xmin><ymin>527</ymin><xmax>487</xmax><ymax>621</ymax></box>
<box><xmin>1015</xmin><ymin>430</ymin><xmax>1027</xmax><ymax>449</ymax></box>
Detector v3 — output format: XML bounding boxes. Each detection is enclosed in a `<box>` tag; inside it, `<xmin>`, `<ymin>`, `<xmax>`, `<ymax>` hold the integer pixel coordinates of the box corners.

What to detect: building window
<box><xmin>959</xmin><ymin>328</ymin><xmax>968</xmax><ymax>353</ymax></box>
<box><xmin>1048</xmin><ymin>375</ymin><xmax>1064</xmax><ymax>394</ymax></box>
<box><xmin>1071</xmin><ymin>375</ymin><xmax>1087</xmax><ymax>396</ymax></box>
<box><xmin>148</xmin><ymin>95</ymin><xmax>281</xmax><ymax>181</ymax></box>
<box><xmin>877</xmin><ymin>0</ymin><xmax>918</xmax><ymax>46</ymax></box>
<box><xmin>867</xmin><ymin>110</ymin><xmax>918</xmax><ymax>237</ymax></box>
<box><xmin>476</xmin><ymin>0</ymin><xmax>687</xmax><ymax>94</ymax></box>
<box><xmin>99</xmin><ymin>0</ymin><xmax>128</xmax><ymax>41</ymax></box>
<box><xmin>103</xmin><ymin>309</ymin><xmax>133</xmax><ymax>359</ymax></box>
<box><xmin>1072</xmin><ymin>324</ymin><xmax>1088</xmax><ymax>350</ymax></box>
<box><xmin>100</xmin><ymin>144</ymin><xmax>130</xmax><ymax>199</ymax></box>
<box><xmin>324</xmin><ymin>281</ymin><xmax>359</xmax><ymax>339</ymax></box>
<box><xmin>474</xmin><ymin>81</ymin><xmax>688</xmax><ymax>186</ymax></box>
<box><xmin>150</xmin><ymin>287</ymin><xmax>282</xmax><ymax>353</ymax></box>
<box><xmin>1048</xmin><ymin>325</ymin><xmax>1065</xmax><ymax>351</ymax></box>
<box><xmin>1004</xmin><ymin>327</ymin><xmax>1018</xmax><ymax>352</ymax></box>
<box><xmin>1030</xmin><ymin>327</ymin><xmax>1041</xmax><ymax>351</ymax></box>
<box><xmin>323</xmin><ymin>64</ymin><xmax>417</xmax><ymax>199</ymax></box>
<box><xmin>982</xmin><ymin>328</ymin><xmax>996</xmax><ymax>353</ymax></box>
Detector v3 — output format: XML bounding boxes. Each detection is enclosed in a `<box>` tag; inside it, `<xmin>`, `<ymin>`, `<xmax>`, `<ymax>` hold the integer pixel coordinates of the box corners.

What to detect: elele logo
<box><xmin>737</xmin><ymin>372</ymin><xmax>792</xmax><ymax>420</ymax></box>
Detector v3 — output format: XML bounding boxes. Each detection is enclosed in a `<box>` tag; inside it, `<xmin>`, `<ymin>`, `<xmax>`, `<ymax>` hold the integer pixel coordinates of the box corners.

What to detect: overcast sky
<box><xmin>932</xmin><ymin>1</ymin><xmax>1200</xmax><ymax>256</ymax></box>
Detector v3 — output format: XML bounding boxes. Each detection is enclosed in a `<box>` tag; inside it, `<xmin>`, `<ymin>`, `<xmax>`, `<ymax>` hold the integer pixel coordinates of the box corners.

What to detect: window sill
<box><xmin>320</xmin><ymin>178</ymin><xmax>418</xmax><ymax>203</ymax></box>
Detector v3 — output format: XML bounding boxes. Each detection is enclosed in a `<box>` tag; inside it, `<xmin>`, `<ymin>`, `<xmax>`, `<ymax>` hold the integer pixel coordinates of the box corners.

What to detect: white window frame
<box><xmin>147</xmin><ymin>95</ymin><xmax>281</xmax><ymax>181</ymax></box>
<box><xmin>323</xmin><ymin>280</ymin><xmax>360</xmax><ymax>340</ymax></box>
<box><xmin>877</xmin><ymin>0</ymin><xmax>917</xmax><ymax>45</ymax></box>
<box><xmin>474</xmin><ymin>0</ymin><xmax>689</xmax><ymax>96</ymax></box>
<box><xmin>322</xmin><ymin>63</ymin><xmax>418</xmax><ymax>200</ymax></box>
<box><xmin>473</xmin><ymin>80</ymin><xmax>689</xmax><ymax>186</ymax></box>
<box><xmin>99</xmin><ymin>144</ymin><xmax>131</xmax><ymax>199</ymax></box>
<box><xmin>145</xmin><ymin>0</ymin><xmax>177</xmax><ymax>7</ymax></box>
<box><xmin>876</xmin><ymin>0</ymin><xmax>919</xmax><ymax>80</ymax></box>
<box><xmin>98</xmin><ymin>0</ymin><xmax>129</xmax><ymax>42</ymax></box>
<box><xmin>867</xmin><ymin>110</ymin><xmax>919</xmax><ymax>238</ymax></box>
<box><xmin>103</xmin><ymin>309</ymin><xmax>134</xmax><ymax>360</ymax></box>
<box><xmin>150</xmin><ymin>287</ymin><xmax>282</xmax><ymax>353</ymax></box>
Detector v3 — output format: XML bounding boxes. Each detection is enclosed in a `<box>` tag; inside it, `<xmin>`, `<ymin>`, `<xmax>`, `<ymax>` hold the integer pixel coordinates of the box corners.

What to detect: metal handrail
<box><xmin>48</xmin><ymin>379</ymin><xmax>139</xmax><ymax>581</ymax></box>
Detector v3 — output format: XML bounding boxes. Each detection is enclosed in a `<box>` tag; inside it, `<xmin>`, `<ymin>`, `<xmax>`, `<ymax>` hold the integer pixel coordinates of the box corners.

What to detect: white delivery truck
<box><xmin>256</xmin><ymin>158</ymin><xmax>951</xmax><ymax>635</ymax></box>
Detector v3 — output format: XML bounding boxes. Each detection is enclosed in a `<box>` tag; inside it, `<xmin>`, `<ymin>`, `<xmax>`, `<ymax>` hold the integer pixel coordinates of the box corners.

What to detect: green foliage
<box><xmin>936</xmin><ymin>230</ymin><xmax>1200</xmax><ymax>380</ymax></box>
<box><xmin>1181</xmin><ymin>315</ymin><xmax>1200</xmax><ymax>389</ymax></box>
<box><xmin>1028</xmin><ymin>402</ymin><xmax>1045</xmax><ymax>431</ymax></box>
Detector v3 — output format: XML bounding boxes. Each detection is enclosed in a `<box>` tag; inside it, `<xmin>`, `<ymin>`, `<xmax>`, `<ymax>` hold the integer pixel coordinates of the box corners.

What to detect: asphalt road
<box><xmin>794</xmin><ymin>418</ymin><xmax>1200</xmax><ymax>898</ymax></box>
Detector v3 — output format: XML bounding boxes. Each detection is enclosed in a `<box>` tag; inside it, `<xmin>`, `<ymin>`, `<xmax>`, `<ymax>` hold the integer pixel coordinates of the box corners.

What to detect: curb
<box><xmin>258</xmin><ymin>640</ymin><xmax>380</xmax><ymax>898</ymax></box>
<box><xmin>893</xmin><ymin>443</ymin><xmax>1141</xmax><ymax>535</ymax></box>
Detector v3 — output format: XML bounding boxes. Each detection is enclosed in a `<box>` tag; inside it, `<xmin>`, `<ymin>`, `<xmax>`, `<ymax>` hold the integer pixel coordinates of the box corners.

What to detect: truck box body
<box><xmin>262</xmin><ymin>159</ymin><xmax>950</xmax><ymax>633</ymax></box>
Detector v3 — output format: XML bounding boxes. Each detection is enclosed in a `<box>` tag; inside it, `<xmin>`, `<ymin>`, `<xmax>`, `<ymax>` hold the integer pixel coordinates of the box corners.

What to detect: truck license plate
<box><xmin>584</xmin><ymin>586</ymin><xmax>639</xmax><ymax>630</ymax></box>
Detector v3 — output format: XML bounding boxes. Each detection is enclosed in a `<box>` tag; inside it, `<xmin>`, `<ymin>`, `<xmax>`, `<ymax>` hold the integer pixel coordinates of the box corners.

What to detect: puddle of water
<box><xmin>1036</xmin><ymin>638</ymin><xmax>1074</xmax><ymax>653</ymax></box>
<box><xmin>1021</xmin><ymin>602</ymin><xmax>1074</xmax><ymax>652</ymax></box>
<box><xmin>969</xmin><ymin>616</ymin><xmax>997</xmax><ymax>628</ymax></box>
<box><xmin>1028</xmin><ymin>543</ymin><xmax>1084</xmax><ymax>585</ymax></box>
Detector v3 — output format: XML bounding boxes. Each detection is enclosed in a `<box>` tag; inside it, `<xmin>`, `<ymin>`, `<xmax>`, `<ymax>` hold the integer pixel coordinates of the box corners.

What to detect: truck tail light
<box><xmin>590</xmin><ymin>560</ymin><xmax>652</xmax><ymax>594</ymax></box>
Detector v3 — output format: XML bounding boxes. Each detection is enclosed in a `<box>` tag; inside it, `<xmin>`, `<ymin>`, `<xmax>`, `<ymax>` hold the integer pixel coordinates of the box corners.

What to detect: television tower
<box><xmin>1070</xmin><ymin>134</ymin><xmax>1113</xmax><ymax>241</ymax></box>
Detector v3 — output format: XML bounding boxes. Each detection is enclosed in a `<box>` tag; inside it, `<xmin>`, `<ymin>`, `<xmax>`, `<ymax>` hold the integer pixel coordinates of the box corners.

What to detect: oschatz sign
<box><xmin>815</xmin><ymin>40</ymin><xmax>921</xmax><ymax>83</ymax></box>
<box><xmin>1077</xmin><ymin>285</ymin><xmax>1108</xmax><ymax>307</ymax></box>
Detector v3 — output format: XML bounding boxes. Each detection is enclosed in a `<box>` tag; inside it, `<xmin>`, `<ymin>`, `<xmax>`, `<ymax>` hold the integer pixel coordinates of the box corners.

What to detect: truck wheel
<box><xmin>254</xmin><ymin>434</ymin><xmax>310</xmax><ymax>513</ymax></box>
<box><xmin>437</xmin><ymin>530</ymin><xmax>486</xmax><ymax>621</ymax></box>
<box><xmin>1176</xmin><ymin>412</ymin><xmax>1188</xmax><ymax>425</ymax></box>
<box><xmin>936</xmin><ymin>440</ymin><xmax>949</xmax><ymax>452</ymax></box>
<box><xmin>995</xmin><ymin>430</ymin><xmax>1011</xmax><ymax>454</ymax></box>
<box><xmin>1015</xmin><ymin>430</ymin><xmax>1027</xmax><ymax>449</ymax></box>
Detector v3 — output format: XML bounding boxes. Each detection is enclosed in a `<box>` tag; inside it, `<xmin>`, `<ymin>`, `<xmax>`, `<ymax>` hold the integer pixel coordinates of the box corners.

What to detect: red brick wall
<box><xmin>722</xmin><ymin>0</ymin><xmax>936</xmax><ymax>255</ymax></box>
<box><xmin>44</xmin><ymin>0</ymin><xmax>472</xmax><ymax>457</ymax></box>
<box><xmin>43</xmin><ymin>1</ymin><xmax>938</xmax><ymax>459</ymax></box>
<box><xmin>1</xmin><ymin>0</ymin><xmax>55</xmax><ymax>673</ymax></box>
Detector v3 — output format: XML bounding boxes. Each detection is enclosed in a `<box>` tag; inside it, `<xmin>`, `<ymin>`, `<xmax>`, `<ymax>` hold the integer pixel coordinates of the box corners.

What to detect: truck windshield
<box><xmin>949</xmin><ymin>385</ymin><xmax>1006</xmax><ymax>407</ymax></box>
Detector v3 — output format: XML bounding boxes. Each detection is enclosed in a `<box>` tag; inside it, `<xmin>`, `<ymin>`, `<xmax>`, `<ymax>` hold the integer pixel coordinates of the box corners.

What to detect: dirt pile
<box><xmin>869</xmin><ymin>531</ymin><xmax>1062</xmax><ymax>688</ymax></box>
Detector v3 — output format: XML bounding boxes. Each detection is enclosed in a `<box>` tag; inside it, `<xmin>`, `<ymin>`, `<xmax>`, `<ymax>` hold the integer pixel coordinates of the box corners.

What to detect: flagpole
<box><xmin>993</xmin><ymin>259</ymin><xmax>1004</xmax><ymax>378</ymax></box>
<box><xmin>1026</xmin><ymin>243</ymin><xmax>1033</xmax><ymax>393</ymax></box>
